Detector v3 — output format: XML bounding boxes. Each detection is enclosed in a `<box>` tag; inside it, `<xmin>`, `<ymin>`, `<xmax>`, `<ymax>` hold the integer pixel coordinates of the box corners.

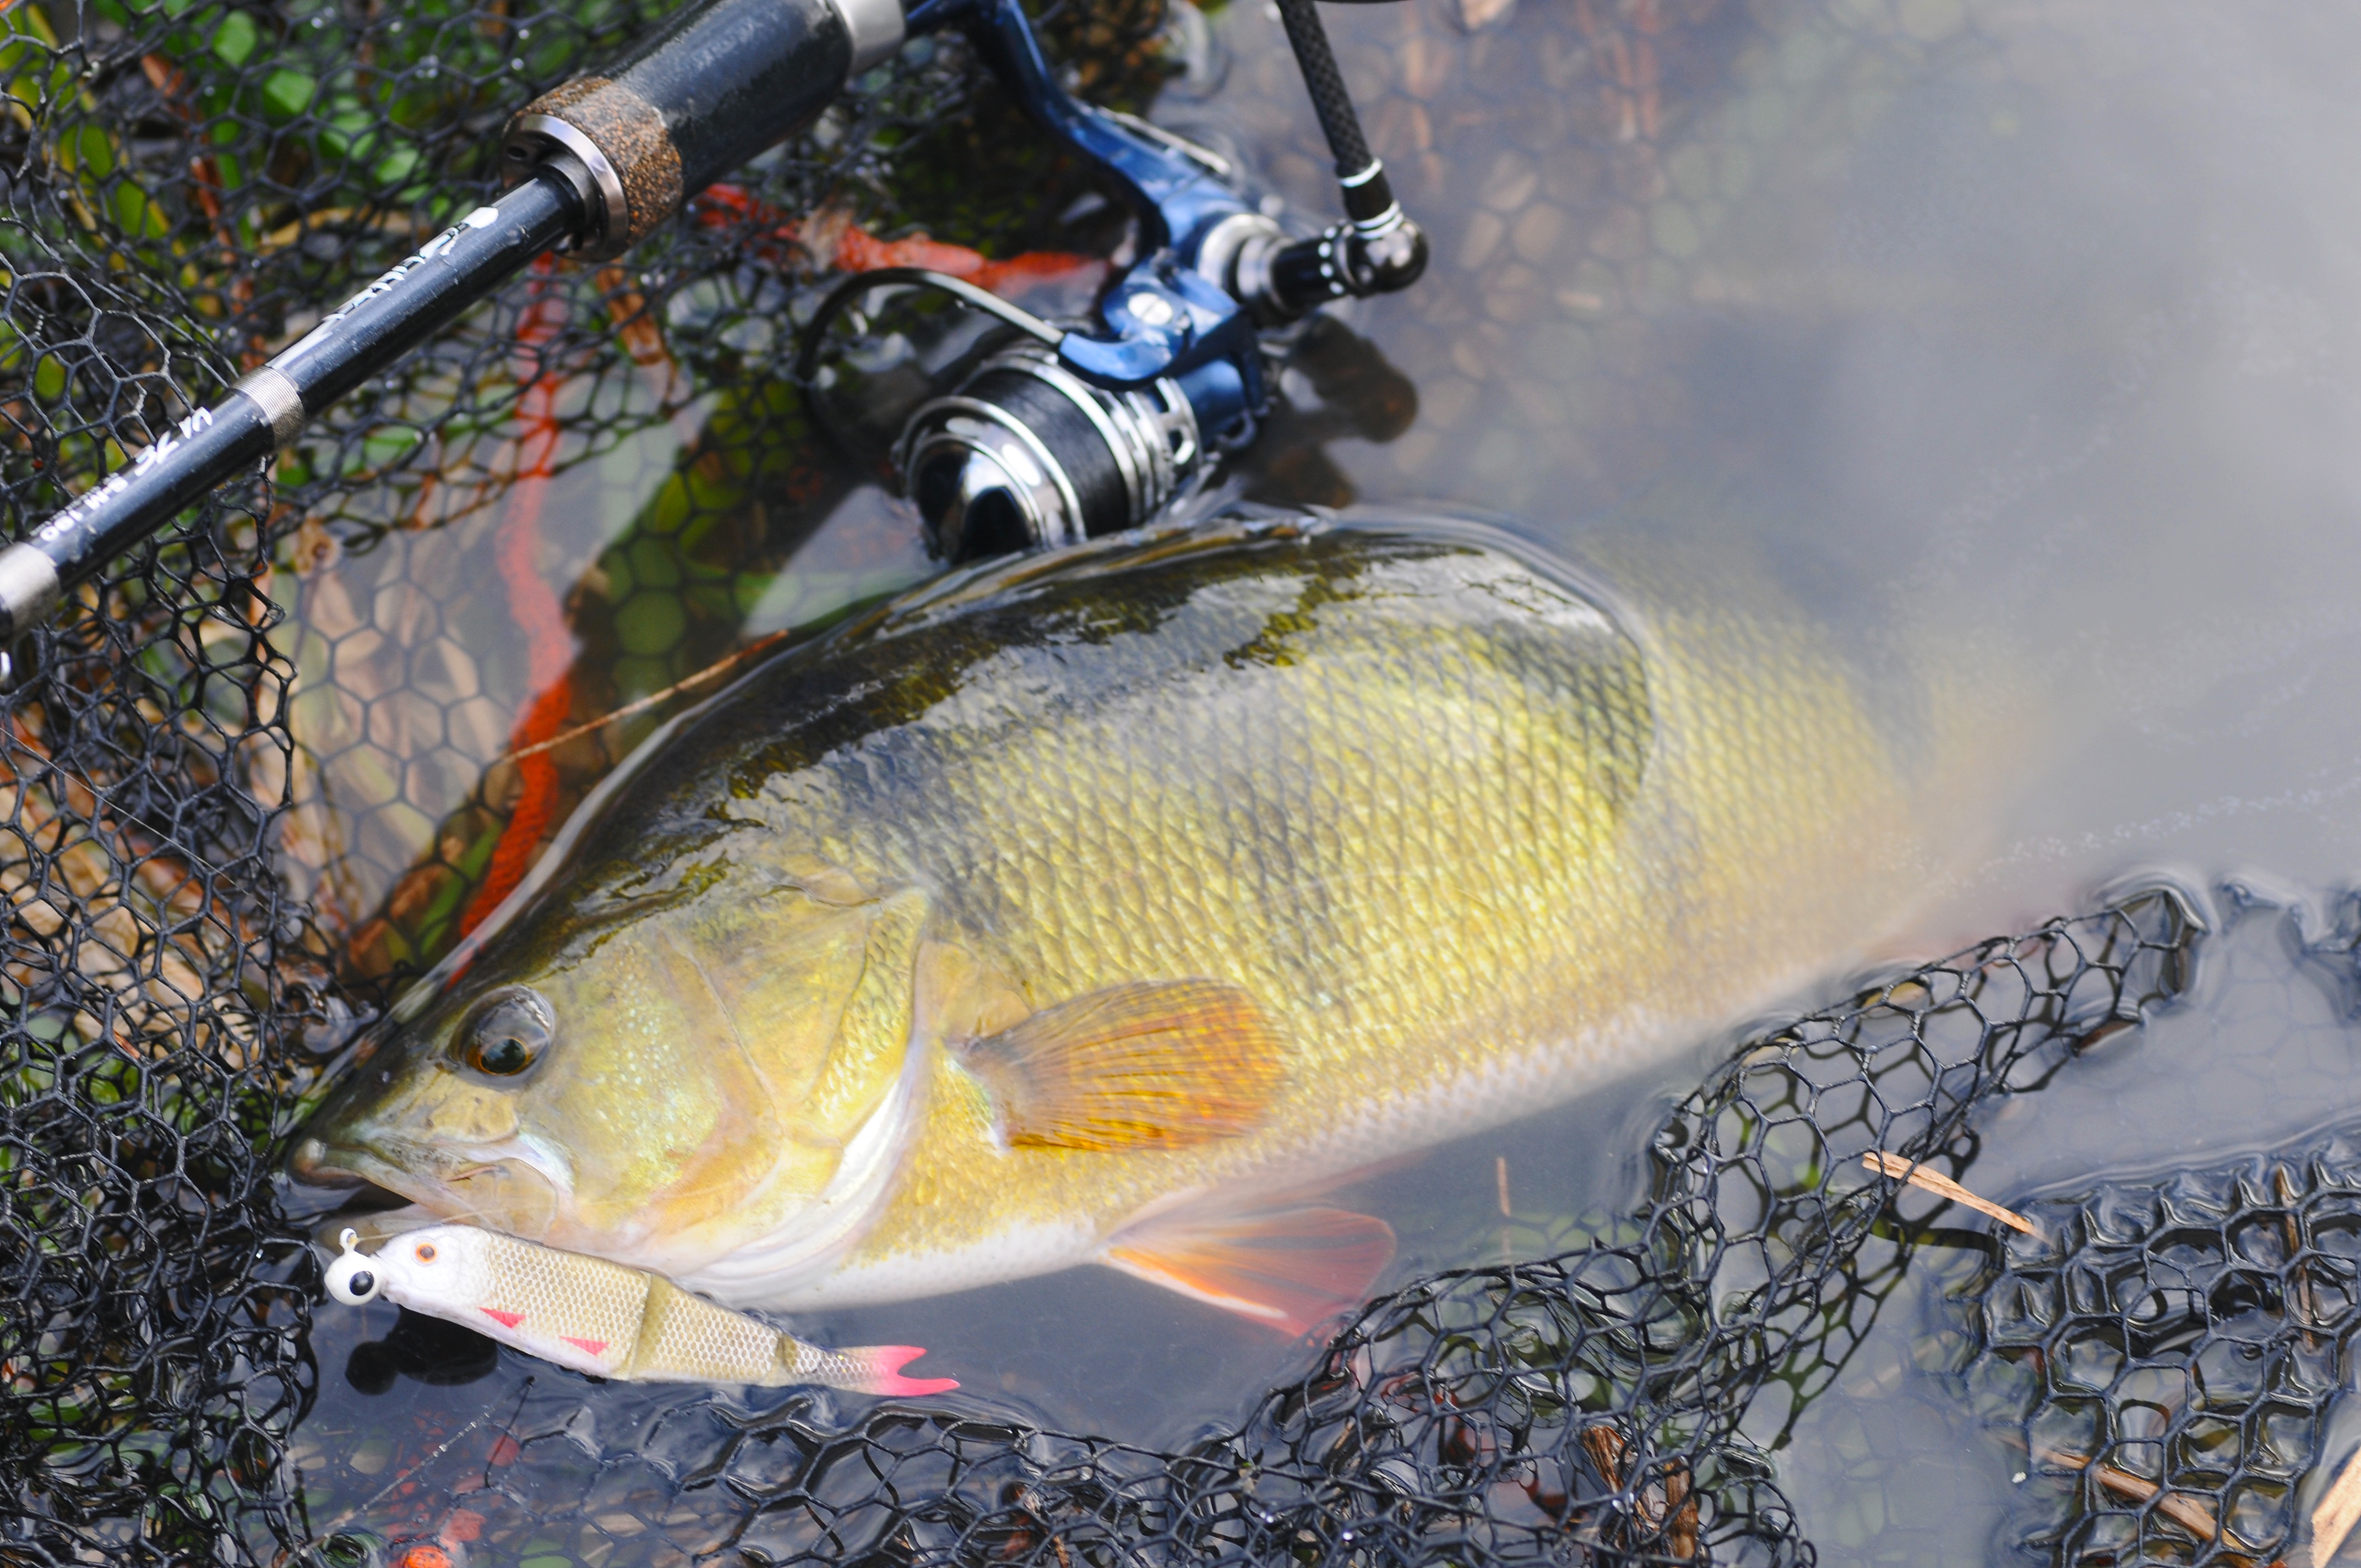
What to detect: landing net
<box><xmin>0</xmin><ymin>0</ymin><xmax>2249</xmax><ymax>1564</ymax></box>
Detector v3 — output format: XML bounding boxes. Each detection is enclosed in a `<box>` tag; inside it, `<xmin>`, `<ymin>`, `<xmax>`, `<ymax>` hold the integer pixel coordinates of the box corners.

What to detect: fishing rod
<box><xmin>0</xmin><ymin>0</ymin><xmax>1425</xmax><ymax>647</ymax></box>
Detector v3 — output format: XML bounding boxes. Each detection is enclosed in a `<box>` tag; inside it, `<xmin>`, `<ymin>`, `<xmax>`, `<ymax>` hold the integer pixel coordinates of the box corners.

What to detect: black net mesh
<box><xmin>1963</xmin><ymin>1126</ymin><xmax>2361</xmax><ymax>1567</ymax></box>
<box><xmin>0</xmin><ymin>0</ymin><xmax>1167</xmax><ymax>1558</ymax></box>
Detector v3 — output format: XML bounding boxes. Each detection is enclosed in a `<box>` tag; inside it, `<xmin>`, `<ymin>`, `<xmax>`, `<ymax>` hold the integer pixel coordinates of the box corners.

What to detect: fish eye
<box><xmin>456</xmin><ymin>986</ymin><xmax>553</xmax><ymax>1078</ymax></box>
<box><xmin>414</xmin><ymin>1242</ymin><xmax>437</xmax><ymax>1263</ymax></box>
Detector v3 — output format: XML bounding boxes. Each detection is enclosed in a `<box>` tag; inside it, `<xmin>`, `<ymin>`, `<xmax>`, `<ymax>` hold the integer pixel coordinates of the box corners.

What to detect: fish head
<box><xmin>292</xmin><ymin>868</ymin><xmax>938</xmax><ymax>1274</ymax></box>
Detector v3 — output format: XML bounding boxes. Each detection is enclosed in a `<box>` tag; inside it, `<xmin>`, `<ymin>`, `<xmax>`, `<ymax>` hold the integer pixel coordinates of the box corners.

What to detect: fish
<box><xmin>322</xmin><ymin>1224</ymin><xmax>958</xmax><ymax>1392</ymax></box>
<box><xmin>292</xmin><ymin>513</ymin><xmax>1963</xmax><ymax>1334</ymax></box>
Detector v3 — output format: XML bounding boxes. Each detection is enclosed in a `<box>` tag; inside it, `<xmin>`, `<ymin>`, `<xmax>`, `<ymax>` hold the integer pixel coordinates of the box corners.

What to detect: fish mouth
<box><xmin>287</xmin><ymin>1133</ymin><xmax>370</xmax><ymax>1189</ymax></box>
<box><xmin>278</xmin><ymin>1162</ymin><xmax>410</xmax><ymax>1221</ymax></box>
<box><xmin>288</xmin><ymin>1132</ymin><xmax>463</xmax><ymax>1198</ymax></box>
<box><xmin>286</xmin><ymin>1135</ymin><xmax>564</xmax><ymax>1238</ymax></box>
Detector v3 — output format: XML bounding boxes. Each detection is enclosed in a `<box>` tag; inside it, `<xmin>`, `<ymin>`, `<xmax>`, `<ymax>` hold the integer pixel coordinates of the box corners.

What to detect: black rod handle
<box><xmin>0</xmin><ymin>170</ymin><xmax>583</xmax><ymax>645</ymax></box>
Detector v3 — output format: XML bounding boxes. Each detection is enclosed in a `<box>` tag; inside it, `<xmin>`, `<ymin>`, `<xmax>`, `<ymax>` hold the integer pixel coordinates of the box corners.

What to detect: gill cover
<box><xmin>295</xmin><ymin>867</ymin><xmax>935</xmax><ymax>1282</ymax></box>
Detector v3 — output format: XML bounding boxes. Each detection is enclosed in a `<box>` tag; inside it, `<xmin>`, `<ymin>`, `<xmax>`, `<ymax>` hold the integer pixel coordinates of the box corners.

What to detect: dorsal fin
<box><xmin>959</xmin><ymin>979</ymin><xmax>1285</xmax><ymax>1151</ymax></box>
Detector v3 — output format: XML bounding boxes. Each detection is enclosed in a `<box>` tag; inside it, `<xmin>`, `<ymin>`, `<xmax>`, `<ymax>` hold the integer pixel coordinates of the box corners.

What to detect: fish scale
<box><xmin>859</xmin><ymin>539</ymin><xmax>1725</xmax><ymax>1212</ymax></box>
<box><xmin>297</xmin><ymin>516</ymin><xmax>1951</xmax><ymax>1329</ymax></box>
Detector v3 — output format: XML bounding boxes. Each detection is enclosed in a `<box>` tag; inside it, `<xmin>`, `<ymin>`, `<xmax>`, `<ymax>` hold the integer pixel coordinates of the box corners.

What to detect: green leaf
<box><xmin>373</xmin><ymin>144</ymin><xmax>420</xmax><ymax>187</ymax></box>
<box><xmin>62</xmin><ymin>122</ymin><xmax>114</xmax><ymax>177</ymax></box>
<box><xmin>361</xmin><ymin>424</ymin><xmax>420</xmax><ymax>468</ymax></box>
<box><xmin>210</xmin><ymin>8</ymin><xmax>258</xmax><ymax>64</ymax></box>
<box><xmin>616</xmin><ymin>589</ymin><xmax>687</xmax><ymax>656</ymax></box>
<box><xmin>261</xmin><ymin>67</ymin><xmax>314</xmax><ymax>118</ymax></box>
<box><xmin>111</xmin><ymin>178</ymin><xmax>152</xmax><ymax>236</ymax></box>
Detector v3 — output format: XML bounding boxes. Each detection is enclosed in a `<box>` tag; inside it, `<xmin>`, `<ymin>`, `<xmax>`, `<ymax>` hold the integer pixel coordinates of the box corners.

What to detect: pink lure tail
<box><xmin>839</xmin><ymin>1344</ymin><xmax>959</xmax><ymax>1397</ymax></box>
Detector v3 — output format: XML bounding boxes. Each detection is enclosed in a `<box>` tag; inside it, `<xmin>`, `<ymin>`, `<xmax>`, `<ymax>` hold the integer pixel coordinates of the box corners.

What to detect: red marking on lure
<box><xmin>562</xmin><ymin>1336</ymin><xmax>608</xmax><ymax>1355</ymax></box>
<box><xmin>480</xmin><ymin>1308</ymin><xmax>524</xmax><ymax>1329</ymax></box>
<box><xmin>861</xmin><ymin>1345</ymin><xmax>959</xmax><ymax>1397</ymax></box>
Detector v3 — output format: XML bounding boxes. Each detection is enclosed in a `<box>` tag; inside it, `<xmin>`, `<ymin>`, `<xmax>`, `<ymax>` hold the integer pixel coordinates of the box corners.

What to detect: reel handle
<box><xmin>1260</xmin><ymin>0</ymin><xmax>1428</xmax><ymax>315</ymax></box>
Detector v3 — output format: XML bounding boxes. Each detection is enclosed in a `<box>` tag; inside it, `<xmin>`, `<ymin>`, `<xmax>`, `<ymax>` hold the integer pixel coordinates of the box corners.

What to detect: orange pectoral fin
<box><xmin>1101</xmin><ymin>1205</ymin><xmax>1395</xmax><ymax>1337</ymax></box>
<box><xmin>960</xmin><ymin>979</ymin><xmax>1286</xmax><ymax>1151</ymax></box>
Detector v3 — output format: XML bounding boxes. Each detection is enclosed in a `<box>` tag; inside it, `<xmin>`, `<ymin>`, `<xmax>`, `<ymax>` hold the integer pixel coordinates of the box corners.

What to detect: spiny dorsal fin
<box><xmin>1101</xmin><ymin>1204</ymin><xmax>1396</xmax><ymax>1336</ymax></box>
<box><xmin>960</xmin><ymin>979</ymin><xmax>1285</xmax><ymax>1151</ymax></box>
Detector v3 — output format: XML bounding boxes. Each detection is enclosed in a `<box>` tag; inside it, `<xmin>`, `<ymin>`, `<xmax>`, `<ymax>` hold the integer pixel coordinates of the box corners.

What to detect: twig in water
<box><xmin>1863</xmin><ymin>1151</ymin><xmax>2040</xmax><ymax>1237</ymax></box>
<box><xmin>2279</xmin><ymin>1165</ymin><xmax>2322</xmax><ymax>1350</ymax></box>
<box><xmin>1577</xmin><ymin>1423</ymin><xmax>1700</xmax><ymax>1560</ymax></box>
<box><xmin>2311</xmin><ymin>1442</ymin><xmax>2361</xmax><ymax>1567</ymax></box>
<box><xmin>2049</xmin><ymin>1447</ymin><xmax>2259</xmax><ymax>1560</ymax></box>
<box><xmin>1662</xmin><ymin>1460</ymin><xmax>1697</xmax><ymax>1561</ymax></box>
<box><xmin>1580</xmin><ymin>1423</ymin><xmax>1624</xmax><ymax>1489</ymax></box>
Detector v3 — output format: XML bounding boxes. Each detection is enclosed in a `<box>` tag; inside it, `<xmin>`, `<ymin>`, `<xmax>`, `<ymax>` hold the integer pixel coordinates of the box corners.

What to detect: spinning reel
<box><xmin>792</xmin><ymin>0</ymin><xmax>1427</xmax><ymax>561</ymax></box>
<box><xmin>0</xmin><ymin>0</ymin><xmax>1426</xmax><ymax>636</ymax></box>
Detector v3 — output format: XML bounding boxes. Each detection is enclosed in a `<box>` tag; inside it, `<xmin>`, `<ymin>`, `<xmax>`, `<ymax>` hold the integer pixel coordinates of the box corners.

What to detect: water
<box><xmin>271</xmin><ymin>0</ymin><xmax>2361</xmax><ymax>1560</ymax></box>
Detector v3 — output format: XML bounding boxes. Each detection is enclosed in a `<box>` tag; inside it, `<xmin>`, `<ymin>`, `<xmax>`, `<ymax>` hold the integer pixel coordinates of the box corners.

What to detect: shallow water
<box><xmin>274</xmin><ymin>0</ymin><xmax>2361</xmax><ymax>1559</ymax></box>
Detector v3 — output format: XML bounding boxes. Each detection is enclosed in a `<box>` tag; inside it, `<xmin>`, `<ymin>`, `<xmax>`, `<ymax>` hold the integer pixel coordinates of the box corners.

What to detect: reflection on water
<box><xmin>275</xmin><ymin>0</ymin><xmax>2361</xmax><ymax>1560</ymax></box>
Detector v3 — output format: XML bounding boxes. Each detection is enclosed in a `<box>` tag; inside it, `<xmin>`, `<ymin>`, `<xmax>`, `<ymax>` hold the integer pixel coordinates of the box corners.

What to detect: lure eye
<box><xmin>456</xmin><ymin>986</ymin><xmax>553</xmax><ymax>1078</ymax></box>
<box><xmin>415</xmin><ymin>1242</ymin><xmax>437</xmax><ymax>1263</ymax></box>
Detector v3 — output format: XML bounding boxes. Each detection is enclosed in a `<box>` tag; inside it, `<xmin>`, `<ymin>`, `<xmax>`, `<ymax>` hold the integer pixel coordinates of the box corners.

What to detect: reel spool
<box><xmin>900</xmin><ymin>344</ymin><xmax>1208</xmax><ymax>560</ymax></box>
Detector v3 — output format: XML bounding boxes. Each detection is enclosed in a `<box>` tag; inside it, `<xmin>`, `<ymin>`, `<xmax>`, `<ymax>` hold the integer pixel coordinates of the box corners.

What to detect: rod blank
<box><xmin>0</xmin><ymin>170</ymin><xmax>585</xmax><ymax>646</ymax></box>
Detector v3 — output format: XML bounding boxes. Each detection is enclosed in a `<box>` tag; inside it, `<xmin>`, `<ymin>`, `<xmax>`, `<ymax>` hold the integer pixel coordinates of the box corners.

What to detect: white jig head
<box><xmin>324</xmin><ymin>1226</ymin><xmax>383</xmax><ymax>1305</ymax></box>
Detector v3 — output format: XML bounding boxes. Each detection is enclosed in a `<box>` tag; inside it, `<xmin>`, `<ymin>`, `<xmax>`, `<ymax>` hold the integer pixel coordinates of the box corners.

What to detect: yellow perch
<box><xmin>293</xmin><ymin>516</ymin><xmax>1972</xmax><ymax>1335</ymax></box>
<box><xmin>323</xmin><ymin>1224</ymin><xmax>956</xmax><ymax>1392</ymax></box>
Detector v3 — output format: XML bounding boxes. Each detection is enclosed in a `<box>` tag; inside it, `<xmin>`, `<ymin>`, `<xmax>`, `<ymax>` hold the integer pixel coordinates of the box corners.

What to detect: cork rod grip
<box><xmin>506</xmin><ymin>0</ymin><xmax>894</xmax><ymax>258</ymax></box>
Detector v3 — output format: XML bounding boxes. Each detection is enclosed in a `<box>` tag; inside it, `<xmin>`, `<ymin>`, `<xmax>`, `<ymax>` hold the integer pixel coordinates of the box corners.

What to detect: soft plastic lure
<box><xmin>324</xmin><ymin>1224</ymin><xmax>956</xmax><ymax>1394</ymax></box>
